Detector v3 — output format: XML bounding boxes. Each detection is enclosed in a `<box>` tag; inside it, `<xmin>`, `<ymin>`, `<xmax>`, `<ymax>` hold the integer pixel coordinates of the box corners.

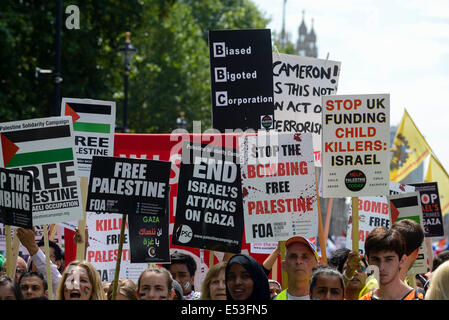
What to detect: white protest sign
<box><xmin>239</xmin><ymin>132</ymin><xmax>318</xmax><ymax>242</ymax></box>
<box><xmin>0</xmin><ymin>117</ymin><xmax>83</xmax><ymax>225</ymax></box>
<box><xmin>322</xmin><ymin>94</ymin><xmax>390</xmax><ymax>197</ymax></box>
<box><xmin>0</xmin><ymin>224</ymin><xmax>63</xmax><ymax>257</ymax></box>
<box><xmin>388</xmin><ymin>192</ymin><xmax>427</xmax><ymax>275</ymax></box>
<box><xmin>61</xmin><ymin>98</ymin><xmax>116</xmax><ymax>178</ymax></box>
<box><xmin>85</xmin><ymin>212</ymin><xmax>148</xmax><ymax>283</ymax></box>
<box><xmin>250</xmin><ymin>242</ymin><xmax>278</xmax><ymax>255</ymax></box>
<box><xmin>347</xmin><ymin>182</ymin><xmax>415</xmax><ymax>255</ymax></box>
<box><xmin>273</xmin><ymin>53</ymin><xmax>341</xmax><ymax>167</ymax></box>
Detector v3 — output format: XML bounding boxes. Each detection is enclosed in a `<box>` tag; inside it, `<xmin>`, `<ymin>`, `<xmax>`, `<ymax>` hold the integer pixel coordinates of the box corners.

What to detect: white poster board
<box><xmin>61</xmin><ymin>98</ymin><xmax>116</xmax><ymax>178</ymax></box>
<box><xmin>0</xmin><ymin>117</ymin><xmax>83</xmax><ymax>225</ymax></box>
<box><xmin>239</xmin><ymin>132</ymin><xmax>318</xmax><ymax>242</ymax></box>
<box><xmin>273</xmin><ymin>53</ymin><xmax>341</xmax><ymax>167</ymax></box>
<box><xmin>85</xmin><ymin>212</ymin><xmax>148</xmax><ymax>283</ymax></box>
<box><xmin>322</xmin><ymin>94</ymin><xmax>390</xmax><ymax>197</ymax></box>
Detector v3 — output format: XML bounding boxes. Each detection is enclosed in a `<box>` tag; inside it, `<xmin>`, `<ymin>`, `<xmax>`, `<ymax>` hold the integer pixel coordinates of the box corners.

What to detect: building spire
<box><xmin>296</xmin><ymin>11</ymin><xmax>318</xmax><ymax>57</ymax></box>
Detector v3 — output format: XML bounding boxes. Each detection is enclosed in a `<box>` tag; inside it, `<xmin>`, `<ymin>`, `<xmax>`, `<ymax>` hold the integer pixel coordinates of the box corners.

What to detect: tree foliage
<box><xmin>0</xmin><ymin>0</ymin><xmax>269</xmax><ymax>133</ymax></box>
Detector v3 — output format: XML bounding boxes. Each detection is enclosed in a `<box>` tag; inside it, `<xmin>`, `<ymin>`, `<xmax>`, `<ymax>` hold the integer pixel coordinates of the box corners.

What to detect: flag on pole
<box><xmin>390</xmin><ymin>109</ymin><xmax>432</xmax><ymax>182</ymax></box>
<box><xmin>425</xmin><ymin>155</ymin><xmax>449</xmax><ymax>216</ymax></box>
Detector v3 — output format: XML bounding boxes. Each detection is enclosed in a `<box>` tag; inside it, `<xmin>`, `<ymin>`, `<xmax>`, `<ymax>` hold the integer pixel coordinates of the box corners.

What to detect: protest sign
<box><xmin>0</xmin><ymin>224</ymin><xmax>63</xmax><ymax>256</ymax></box>
<box><xmin>409</xmin><ymin>182</ymin><xmax>444</xmax><ymax>237</ymax></box>
<box><xmin>128</xmin><ymin>189</ymin><xmax>170</xmax><ymax>263</ymax></box>
<box><xmin>209</xmin><ymin>29</ymin><xmax>274</xmax><ymax>131</ymax></box>
<box><xmin>61</xmin><ymin>98</ymin><xmax>116</xmax><ymax>177</ymax></box>
<box><xmin>322</xmin><ymin>94</ymin><xmax>390</xmax><ymax>198</ymax></box>
<box><xmin>250</xmin><ymin>242</ymin><xmax>278</xmax><ymax>255</ymax></box>
<box><xmin>0</xmin><ymin>167</ymin><xmax>33</xmax><ymax>228</ymax></box>
<box><xmin>85</xmin><ymin>212</ymin><xmax>148</xmax><ymax>283</ymax></box>
<box><xmin>347</xmin><ymin>182</ymin><xmax>415</xmax><ymax>255</ymax></box>
<box><xmin>86</xmin><ymin>156</ymin><xmax>170</xmax><ymax>215</ymax></box>
<box><xmin>86</xmin><ymin>156</ymin><xmax>170</xmax><ymax>266</ymax></box>
<box><xmin>387</xmin><ymin>192</ymin><xmax>427</xmax><ymax>274</ymax></box>
<box><xmin>239</xmin><ymin>132</ymin><xmax>318</xmax><ymax>242</ymax></box>
<box><xmin>171</xmin><ymin>141</ymin><xmax>244</xmax><ymax>253</ymax></box>
<box><xmin>0</xmin><ymin>116</ymin><xmax>83</xmax><ymax>225</ymax></box>
<box><xmin>273</xmin><ymin>53</ymin><xmax>341</xmax><ymax>166</ymax></box>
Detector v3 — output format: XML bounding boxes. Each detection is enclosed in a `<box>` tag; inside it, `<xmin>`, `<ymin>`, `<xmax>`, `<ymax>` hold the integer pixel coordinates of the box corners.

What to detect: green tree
<box><xmin>0</xmin><ymin>0</ymin><xmax>270</xmax><ymax>134</ymax></box>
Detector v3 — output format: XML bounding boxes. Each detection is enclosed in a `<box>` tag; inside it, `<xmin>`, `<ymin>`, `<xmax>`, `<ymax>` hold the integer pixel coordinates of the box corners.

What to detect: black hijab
<box><xmin>225</xmin><ymin>254</ymin><xmax>270</xmax><ymax>301</ymax></box>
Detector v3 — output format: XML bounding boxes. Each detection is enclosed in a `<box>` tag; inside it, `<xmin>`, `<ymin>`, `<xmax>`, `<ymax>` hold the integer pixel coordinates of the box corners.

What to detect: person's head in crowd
<box><xmin>328</xmin><ymin>248</ymin><xmax>351</xmax><ymax>273</ymax></box>
<box><xmin>268</xmin><ymin>279</ymin><xmax>282</xmax><ymax>298</ymax></box>
<box><xmin>34</xmin><ymin>239</ymin><xmax>64</xmax><ymax>273</ymax></box>
<box><xmin>166</xmin><ymin>252</ymin><xmax>197</xmax><ymax>297</ymax></box>
<box><xmin>102</xmin><ymin>282</ymin><xmax>111</xmax><ymax>295</ymax></box>
<box><xmin>365</xmin><ymin>226</ymin><xmax>406</xmax><ymax>285</ymax></box>
<box><xmin>340</xmin><ymin>251</ymin><xmax>368</xmax><ymax>299</ymax></box>
<box><xmin>309</xmin><ymin>265</ymin><xmax>345</xmax><ymax>300</ymax></box>
<box><xmin>172</xmin><ymin>280</ymin><xmax>184</xmax><ymax>300</ymax></box>
<box><xmin>17</xmin><ymin>271</ymin><xmax>48</xmax><ymax>300</ymax></box>
<box><xmin>56</xmin><ymin>260</ymin><xmax>104</xmax><ymax>300</ymax></box>
<box><xmin>137</xmin><ymin>266</ymin><xmax>174</xmax><ymax>300</ymax></box>
<box><xmin>425</xmin><ymin>260</ymin><xmax>449</xmax><ymax>300</ymax></box>
<box><xmin>200</xmin><ymin>261</ymin><xmax>227</xmax><ymax>300</ymax></box>
<box><xmin>432</xmin><ymin>250</ymin><xmax>449</xmax><ymax>272</ymax></box>
<box><xmin>225</xmin><ymin>254</ymin><xmax>270</xmax><ymax>301</ymax></box>
<box><xmin>107</xmin><ymin>278</ymin><xmax>137</xmax><ymax>300</ymax></box>
<box><xmin>391</xmin><ymin>219</ymin><xmax>424</xmax><ymax>277</ymax></box>
<box><xmin>0</xmin><ymin>275</ymin><xmax>18</xmax><ymax>300</ymax></box>
<box><xmin>281</xmin><ymin>236</ymin><xmax>319</xmax><ymax>298</ymax></box>
<box><xmin>361</xmin><ymin>226</ymin><xmax>423</xmax><ymax>300</ymax></box>
<box><xmin>2</xmin><ymin>256</ymin><xmax>29</xmax><ymax>283</ymax></box>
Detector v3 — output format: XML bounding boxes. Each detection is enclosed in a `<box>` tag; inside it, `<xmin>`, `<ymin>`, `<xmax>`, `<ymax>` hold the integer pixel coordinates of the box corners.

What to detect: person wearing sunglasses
<box><xmin>331</xmin><ymin>249</ymin><xmax>370</xmax><ymax>300</ymax></box>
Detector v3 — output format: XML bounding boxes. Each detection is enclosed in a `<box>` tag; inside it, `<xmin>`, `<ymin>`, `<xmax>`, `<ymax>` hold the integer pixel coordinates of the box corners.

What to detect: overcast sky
<box><xmin>253</xmin><ymin>0</ymin><xmax>449</xmax><ymax>174</ymax></box>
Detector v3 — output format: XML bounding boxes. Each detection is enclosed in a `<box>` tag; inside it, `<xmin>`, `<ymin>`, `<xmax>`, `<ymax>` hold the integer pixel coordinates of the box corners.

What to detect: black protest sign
<box><xmin>128</xmin><ymin>188</ymin><xmax>170</xmax><ymax>263</ymax></box>
<box><xmin>209</xmin><ymin>29</ymin><xmax>274</xmax><ymax>132</ymax></box>
<box><xmin>86</xmin><ymin>156</ymin><xmax>171</xmax><ymax>215</ymax></box>
<box><xmin>0</xmin><ymin>167</ymin><xmax>33</xmax><ymax>228</ymax></box>
<box><xmin>409</xmin><ymin>182</ymin><xmax>444</xmax><ymax>237</ymax></box>
<box><xmin>171</xmin><ymin>141</ymin><xmax>244</xmax><ymax>253</ymax></box>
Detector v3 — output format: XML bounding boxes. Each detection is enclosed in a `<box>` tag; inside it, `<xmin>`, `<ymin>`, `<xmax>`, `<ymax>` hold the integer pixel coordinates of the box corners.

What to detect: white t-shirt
<box><xmin>287</xmin><ymin>292</ymin><xmax>310</xmax><ymax>300</ymax></box>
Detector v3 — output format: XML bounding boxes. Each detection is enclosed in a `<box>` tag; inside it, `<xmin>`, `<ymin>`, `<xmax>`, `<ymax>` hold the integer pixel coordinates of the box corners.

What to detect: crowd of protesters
<box><xmin>0</xmin><ymin>219</ymin><xmax>448</xmax><ymax>300</ymax></box>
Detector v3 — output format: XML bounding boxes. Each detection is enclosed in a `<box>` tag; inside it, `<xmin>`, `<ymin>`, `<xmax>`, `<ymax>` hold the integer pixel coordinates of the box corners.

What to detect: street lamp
<box><xmin>117</xmin><ymin>32</ymin><xmax>137</xmax><ymax>133</ymax></box>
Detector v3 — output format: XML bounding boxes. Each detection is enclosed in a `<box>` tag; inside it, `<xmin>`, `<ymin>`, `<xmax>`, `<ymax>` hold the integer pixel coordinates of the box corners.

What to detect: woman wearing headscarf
<box><xmin>225</xmin><ymin>254</ymin><xmax>270</xmax><ymax>301</ymax></box>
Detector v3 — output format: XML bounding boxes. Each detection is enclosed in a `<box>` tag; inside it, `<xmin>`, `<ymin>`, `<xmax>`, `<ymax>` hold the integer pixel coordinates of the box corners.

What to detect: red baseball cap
<box><xmin>285</xmin><ymin>236</ymin><xmax>320</xmax><ymax>262</ymax></box>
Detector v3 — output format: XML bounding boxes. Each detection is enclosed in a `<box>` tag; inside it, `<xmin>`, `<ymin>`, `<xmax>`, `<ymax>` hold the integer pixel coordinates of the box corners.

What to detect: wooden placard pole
<box><xmin>43</xmin><ymin>224</ymin><xmax>53</xmax><ymax>300</ymax></box>
<box><xmin>352</xmin><ymin>197</ymin><xmax>359</xmax><ymax>253</ymax></box>
<box><xmin>426</xmin><ymin>238</ymin><xmax>433</xmax><ymax>271</ymax></box>
<box><xmin>76</xmin><ymin>177</ymin><xmax>89</xmax><ymax>260</ymax></box>
<box><xmin>209</xmin><ymin>250</ymin><xmax>215</xmax><ymax>268</ymax></box>
<box><xmin>271</xmin><ymin>255</ymin><xmax>278</xmax><ymax>282</ymax></box>
<box><xmin>407</xmin><ymin>274</ymin><xmax>416</xmax><ymax>289</ymax></box>
<box><xmin>110</xmin><ymin>214</ymin><xmax>127</xmax><ymax>300</ymax></box>
<box><xmin>324</xmin><ymin>198</ymin><xmax>333</xmax><ymax>241</ymax></box>
<box><xmin>280</xmin><ymin>241</ymin><xmax>287</xmax><ymax>287</ymax></box>
<box><xmin>49</xmin><ymin>224</ymin><xmax>58</xmax><ymax>242</ymax></box>
<box><xmin>11</xmin><ymin>229</ymin><xmax>20</xmax><ymax>276</ymax></box>
<box><xmin>315</xmin><ymin>170</ymin><xmax>327</xmax><ymax>265</ymax></box>
<box><xmin>5</xmin><ymin>225</ymin><xmax>13</xmax><ymax>278</ymax></box>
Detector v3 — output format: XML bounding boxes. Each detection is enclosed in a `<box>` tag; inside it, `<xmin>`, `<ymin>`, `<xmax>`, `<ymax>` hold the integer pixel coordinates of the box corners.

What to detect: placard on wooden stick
<box><xmin>321</xmin><ymin>94</ymin><xmax>390</xmax><ymax>253</ymax></box>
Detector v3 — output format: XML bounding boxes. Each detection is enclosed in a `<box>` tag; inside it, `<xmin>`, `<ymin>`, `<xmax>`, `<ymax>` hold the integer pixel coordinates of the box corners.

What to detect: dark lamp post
<box><xmin>117</xmin><ymin>32</ymin><xmax>137</xmax><ymax>133</ymax></box>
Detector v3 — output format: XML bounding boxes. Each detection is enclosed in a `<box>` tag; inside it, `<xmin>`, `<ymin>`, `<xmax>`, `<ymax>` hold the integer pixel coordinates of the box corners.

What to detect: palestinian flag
<box><xmin>62</xmin><ymin>99</ymin><xmax>115</xmax><ymax>135</ymax></box>
<box><xmin>0</xmin><ymin>119</ymin><xmax>74</xmax><ymax>168</ymax></box>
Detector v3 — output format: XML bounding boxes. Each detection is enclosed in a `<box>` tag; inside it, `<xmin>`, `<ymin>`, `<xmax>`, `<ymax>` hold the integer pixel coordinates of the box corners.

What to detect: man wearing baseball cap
<box><xmin>275</xmin><ymin>236</ymin><xmax>320</xmax><ymax>300</ymax></box>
